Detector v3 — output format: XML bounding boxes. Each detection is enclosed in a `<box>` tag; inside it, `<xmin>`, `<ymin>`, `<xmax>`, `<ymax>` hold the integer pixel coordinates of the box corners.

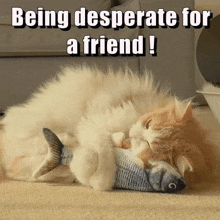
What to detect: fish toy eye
<box><xmin>168</xmin><ymin>183</ymin><xmax>177</xmax><ymax>189</ymax></box>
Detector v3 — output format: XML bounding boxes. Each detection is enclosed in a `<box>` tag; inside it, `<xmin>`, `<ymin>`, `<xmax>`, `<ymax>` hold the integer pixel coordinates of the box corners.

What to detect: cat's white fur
<box><xmin>1</xmin><ymin>66</ymin><xmax>177</xmax><ymax>190</ymax></box>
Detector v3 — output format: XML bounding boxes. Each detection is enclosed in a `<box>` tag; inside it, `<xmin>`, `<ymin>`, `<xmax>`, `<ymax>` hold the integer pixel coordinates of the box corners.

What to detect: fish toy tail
<box><xmin>32</xmin><ymin>128</ymin><xmax>64</xmax><ymax>178</ymax></box>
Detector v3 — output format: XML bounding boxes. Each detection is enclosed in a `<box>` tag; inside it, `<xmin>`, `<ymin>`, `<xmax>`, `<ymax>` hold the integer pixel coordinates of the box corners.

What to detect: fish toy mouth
<box><xmin>147</xmin><ymin>162</ymin><xmax>186</xmax><ymax>193</ymax></box>
<box><xmin>32</xmin><ymin>128</ymin><xmax>186</xmax><ymax>193</ymax></box>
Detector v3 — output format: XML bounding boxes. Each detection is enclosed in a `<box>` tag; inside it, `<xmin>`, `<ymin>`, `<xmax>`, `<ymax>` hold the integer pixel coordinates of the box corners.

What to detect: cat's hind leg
<box><xmin>6</xmin><ymin>155</ymin><xmax>46</xmax><ymax>181</ymax></box>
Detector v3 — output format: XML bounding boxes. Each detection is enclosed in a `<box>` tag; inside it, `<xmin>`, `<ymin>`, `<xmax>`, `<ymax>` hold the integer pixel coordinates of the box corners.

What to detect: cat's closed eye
<box><xmin>145</xmin><ymin>120</ymin><xmax>152</xmax><ymax>129</ymax></box>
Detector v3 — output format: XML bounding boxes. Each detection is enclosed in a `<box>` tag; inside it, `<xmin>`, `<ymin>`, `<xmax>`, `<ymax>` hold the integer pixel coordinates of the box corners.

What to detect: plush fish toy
<box><xmin>33</xmin><ymin>128</ymin><xmax>186</xmax><ymax>193</ymax></box>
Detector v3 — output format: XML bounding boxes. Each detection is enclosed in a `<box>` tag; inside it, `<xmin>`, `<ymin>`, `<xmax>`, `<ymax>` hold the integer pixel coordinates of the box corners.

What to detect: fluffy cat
<box><xmin>0</xmin><ymin>66</ymin><xmax>218</xmax><ymax>190</ymax></box>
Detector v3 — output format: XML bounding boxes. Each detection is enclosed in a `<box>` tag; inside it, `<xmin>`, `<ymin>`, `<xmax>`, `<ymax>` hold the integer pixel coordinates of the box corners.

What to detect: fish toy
<box><xmin>33</xmin><ymin>128</ymin><xmax>186</xmax><ymax>193</ymax></box>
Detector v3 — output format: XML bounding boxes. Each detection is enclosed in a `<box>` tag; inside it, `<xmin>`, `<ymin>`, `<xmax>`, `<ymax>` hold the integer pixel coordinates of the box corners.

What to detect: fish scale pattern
<box><xmin>60</xmin><ymin>147</ymin><xmax>154</xmax><ymax>191</ymax></box>
<box><xmin>114</xmin><ymin>148</ymin><xmax>154</xmax><ymax>191</ymax></box>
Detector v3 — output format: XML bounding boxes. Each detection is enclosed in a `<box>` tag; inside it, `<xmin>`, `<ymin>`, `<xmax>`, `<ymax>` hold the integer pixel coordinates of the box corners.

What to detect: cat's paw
<box><xmin>132</xmin><ymin>156</ymin><xmax>145</xmax><ymax>169</ymax></box>
<box><xmin>70</xmin><ymin>148</ymin><xmax>98</xmax><ymax>187</ymax></box>
<box><xmin>131</xmin><ymin>139</ymin><xmax>149</xmax><ymax>156</ymax></box>
<box><xmin>112</xmin><ymin>132</ymin><xmax>125</xmax><ymax>147</ymax></box>
<box><xmin>89</xmin><ymin>170</ymin><xmax>116</xmax><ymax>191</ymax></box>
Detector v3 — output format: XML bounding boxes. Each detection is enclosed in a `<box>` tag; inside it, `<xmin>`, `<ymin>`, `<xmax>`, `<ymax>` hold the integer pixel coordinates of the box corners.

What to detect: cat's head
<box><xmin>129</xmin><ymin>99</ymin><xmax>210</xmax><ymax>185</ymax></box>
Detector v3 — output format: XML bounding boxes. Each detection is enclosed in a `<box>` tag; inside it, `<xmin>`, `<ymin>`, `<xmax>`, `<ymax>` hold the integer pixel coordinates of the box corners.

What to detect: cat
<box><xmin>0</xmin><ymin>66</ymin><xmax>218</xmax><ymax>190</ymax></box>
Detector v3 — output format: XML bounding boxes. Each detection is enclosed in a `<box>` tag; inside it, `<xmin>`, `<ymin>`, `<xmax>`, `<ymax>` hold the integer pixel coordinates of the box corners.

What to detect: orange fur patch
<box><xmin>120</xmin><ymin>138</ymin><xmax>132</xmax><ymax>149</ymax></box>
<box><xmin>10</xmin><ymin>156</ymin><xmax>26</xmax><ymax>174</ymax></box>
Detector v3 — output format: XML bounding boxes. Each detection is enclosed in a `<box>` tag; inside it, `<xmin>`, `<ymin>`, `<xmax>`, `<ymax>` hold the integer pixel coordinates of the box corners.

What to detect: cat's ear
<box><xmin>176</xmin><ymin>155</ymin><xmax>193</xmax><ymax>176</ymax></box>
<box><xmin>182</xmin><ymin>101</ymin><xmax>193</xmax><ymax>121</ymax></box>
<box><xmin>174</xmin><ymin>98</ymin><xmax>193</xmax><ymax>120</ymax></box>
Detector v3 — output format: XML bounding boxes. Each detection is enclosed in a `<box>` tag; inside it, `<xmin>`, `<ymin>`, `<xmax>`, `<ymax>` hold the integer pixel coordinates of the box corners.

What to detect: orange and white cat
<box><xmin>0</xmin><ymin>66</ymin><xmax>218</xmax><ymax>190</ymax></box>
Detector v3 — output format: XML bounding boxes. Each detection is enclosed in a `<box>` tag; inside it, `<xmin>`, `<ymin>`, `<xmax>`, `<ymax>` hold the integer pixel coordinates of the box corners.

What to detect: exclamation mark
<box><xmin>149</xmin><ymin>35</ymin><xmax>157</xmax><ymax>56</ymax></box>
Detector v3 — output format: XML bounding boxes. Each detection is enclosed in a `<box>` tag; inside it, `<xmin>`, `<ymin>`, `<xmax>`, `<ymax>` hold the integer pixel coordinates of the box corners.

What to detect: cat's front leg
<box><xmin>69</xmin><ymin>147</ymin><xmax>99</xmax><ymax>187</ymax></box>
<box><xmin>88</xmin><ymin>134</ymin><xmax>116</xmax><ymax>191</ymax></box>
<box><xmin>75</xmin><ymin>117</ymin><xmax>117</xmax><ymax>191</ymax></box>
<box><xmin>70</xmin><ymin>144</ymin><xmax>116</xmax><ymax>191</ymax></box>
